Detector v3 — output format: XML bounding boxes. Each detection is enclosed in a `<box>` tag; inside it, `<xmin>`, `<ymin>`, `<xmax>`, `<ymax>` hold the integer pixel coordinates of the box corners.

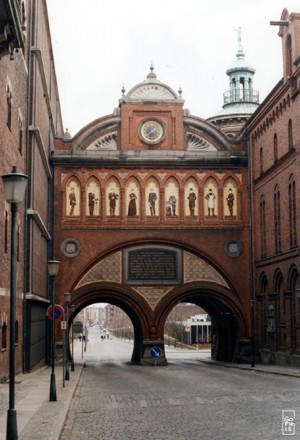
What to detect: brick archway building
<box><xmin>52</xmin><ymin>67</ymin><xmax>252</xmax><ymax>364</ymax></box>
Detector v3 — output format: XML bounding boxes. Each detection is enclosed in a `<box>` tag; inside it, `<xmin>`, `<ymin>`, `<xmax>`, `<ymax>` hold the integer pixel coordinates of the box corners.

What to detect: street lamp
<box><xmin>70</xmin><ymin>304</ymin><xmax>75</xmax><ymax>371</ymax></box>
<box><xmin>64</xmin><ymin>292</ymin><xmax>72</xmax><ymax>380</ymax></box>
<box><xmin>2</xmin><ymin>166</ymin><xmax>28</xmax><ymax>440</ymax></box>
<box><xmin>48</xmin><ymin>259</ymin><xmax>60</xmax><ymax>401</ymax></box>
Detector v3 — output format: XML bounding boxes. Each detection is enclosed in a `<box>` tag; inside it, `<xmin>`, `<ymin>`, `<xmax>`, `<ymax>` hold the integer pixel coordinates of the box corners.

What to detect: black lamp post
<box><xmin>64</xmin><ymin>292</ymin><xmax>71</xmax><ymax>380</ymax></box>
<box><xmin>70</xmin><ymin>304</ymin><xmax>75</xmax><ymax>371</ymax></box>
<box><xmin>48</xmin><ymin>259</ymin><xmax>60</xmax><ymax>401</ymax></box>
<box><xmin>2</xmin><ymin>166</ymin><xmax>28</xmax><ymax>440</ymax></box>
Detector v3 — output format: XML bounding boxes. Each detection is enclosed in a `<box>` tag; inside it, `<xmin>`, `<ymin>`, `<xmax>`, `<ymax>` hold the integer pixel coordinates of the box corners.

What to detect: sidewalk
<box><xmin>0</xmin><ymin>361</ymin><xmax>83</xmax><ymax>440</ymax></box>
<box><xmin>199</xmin><ymin>358</ymin><xmax>300</xmax><ymax>378</ymax></box>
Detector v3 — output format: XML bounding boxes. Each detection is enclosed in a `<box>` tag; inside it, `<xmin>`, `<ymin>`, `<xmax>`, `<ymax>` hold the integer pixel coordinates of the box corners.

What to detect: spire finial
<box><xmin>147</xmin><ymin>62</ymin><xmax>157</xmax><ymax>80</ymax></box>
<box><xmin>235</xmin><ymin>26</ymin><xmax>243</xmax><ymax>52</ymax></box>
<box><xmin>178</xmin><ymin>85</ymin><xmax>182</xmax><ymax>97</ymax></box>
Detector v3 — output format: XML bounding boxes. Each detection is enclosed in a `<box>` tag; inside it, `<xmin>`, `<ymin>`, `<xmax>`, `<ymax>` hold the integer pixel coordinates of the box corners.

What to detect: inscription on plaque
<box><xmin>124</xmin><ymin>246</ymin><xmax>181</xmax><ymax>285</ymax></box>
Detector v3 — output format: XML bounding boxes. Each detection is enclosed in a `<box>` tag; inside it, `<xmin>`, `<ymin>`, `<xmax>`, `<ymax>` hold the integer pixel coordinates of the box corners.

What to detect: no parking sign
<box><xmin>47</xmin><ymin>304</ymin><xmax>64</xmax><ymax>321</ymax></box>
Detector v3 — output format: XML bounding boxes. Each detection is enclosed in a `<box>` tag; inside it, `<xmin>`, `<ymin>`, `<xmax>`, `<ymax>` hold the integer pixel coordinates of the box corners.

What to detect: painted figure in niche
<box><xmin>128</xmin><ymin>189</ymin><xmax>137</xmax><ymax>216</ymax></box>
<box><xmin>69</xmin><ymin>187</ymin><xmax>76</xmax><ymax>215</ymax></box>
<box><xmin>88</xmin><ymin>191</ymin><xmax>99</xmax><ymax>216</ymax></box>
<box><xmin>108</xmin><ymin>189</ymin><xmax>119</xmax><ymax>216</ymax></box>
<box><xmin>226</xmin><ymin>188</ymin><xmax>234</xmax><ymax>216</ymax></box>
<box><xmin>205</xmin><ymin>188</ymin><xmax>216</xmax><ymax>216</ymax></box>
<box><xmin>148</xmin><ymin>188</ymin><xmax>157</xmax><ymax>216</ymax></box>
<box><xmin>187</xmin><ymin>188</ymin><xmax>197</xmax><ymax>216</ymax></box>
<box><xmin>166</xmin><ymin>193</ymin><xmax>177</xmax><ymax>216</ymax></box>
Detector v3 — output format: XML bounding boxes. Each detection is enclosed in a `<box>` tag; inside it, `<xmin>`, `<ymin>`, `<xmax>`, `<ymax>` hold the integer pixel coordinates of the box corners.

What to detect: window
<box><xmin>5</xmin><ymin>210</ymin><xmax>8</xmax><ymax>254</ymax></box>
<box><xmin>15</xmin><ymin>320</ymin><xmax>19</xmax><ymax>345</ymax></box>
<box><xmin>6</xmin><ymin>86</ymin><xmax>12</xmax><ymax>130</ymax></box>
<box><xmin>1</xmin><ymin>323</ymin><xmax>7</xmax><ymax>351</ymax></box>
<box><xmin>289</xmin><ymin>175</ymin><xmax>297</xmax><ymax>248</ymax></box>
<box><xmin>286</xmin><ymin>34</ymin><xmax>292</xmax><ymax>78</ymax></box>
<box><xmin>274</xmin><ymin>186</ymin><xmax>281</xmax><ymax>254</ymax></box>
<box><xmin>259</xmin><ymin>147</ymin><xmax>263</xmax><ymax>175</ymax></box>
<box><xmin>18</xmin><ymin>112</ymin><xmax>23</xmax><ymax>155</ymax></box>
<box><xmin>288</xmin><ymin>119</ymin><xmax>293</xmax><ymax>149</ymax></box>
<box><xmin>260</xmin><ymin>196</ymin><xmax>266</xmax><ymax>258</ymax></box>
<box><xmin>273</xmin><ymin>133</ymin><xmax>278</xmax><ymax>162</ymax></box>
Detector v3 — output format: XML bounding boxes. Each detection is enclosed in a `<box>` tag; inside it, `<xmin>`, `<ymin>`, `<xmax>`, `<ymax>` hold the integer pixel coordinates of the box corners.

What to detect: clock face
<box><xmin>140</xmin><ymin>119</ymin><xmax>165</xmax><ymax>144</ymax></box>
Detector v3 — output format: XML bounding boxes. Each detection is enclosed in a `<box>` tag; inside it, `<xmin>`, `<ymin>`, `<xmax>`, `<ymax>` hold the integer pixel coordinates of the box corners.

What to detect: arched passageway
<box><xmin>61</xmin><ymin>243</ymin><xmax>250</xmax><ymax>366</ymax></box>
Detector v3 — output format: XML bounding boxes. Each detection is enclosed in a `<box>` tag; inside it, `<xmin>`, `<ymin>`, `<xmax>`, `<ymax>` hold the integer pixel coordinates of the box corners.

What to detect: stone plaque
<box><xmin>124</xmin><ymin>246</ymin><xmax>181</xmax><ymax>285</ymax></box>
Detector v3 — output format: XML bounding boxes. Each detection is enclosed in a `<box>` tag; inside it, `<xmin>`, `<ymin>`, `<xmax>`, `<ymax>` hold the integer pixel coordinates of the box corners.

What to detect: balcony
<box><xmin>223</xmin><ymin>89</ymin><xmax>259</xmax><ymax>105</ymax></box>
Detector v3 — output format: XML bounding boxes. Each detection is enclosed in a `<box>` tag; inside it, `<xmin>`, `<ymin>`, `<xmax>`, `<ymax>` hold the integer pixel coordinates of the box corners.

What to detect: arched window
<box><xmin>5</xmin><ymin>210</ymin><xmax>8</xmax><ymax>253</ymax></box>
<box><xmin>289</xmin><ymin>175</ymin><xmax>297</xmax><ymax>248</ymax></box>
<box><xmin>15</xmin><ymin>320</ymin><xmax>19</xmax><ymax>344</ymax></box>
<box><xmin>286</xmin><ymin>34</ymin><xmax>292</xmax><ymax>78</ymax></box>
<box><xmin>6</xmin><ymin>85</ymin><xmax>12</xmax><ymax>130</ymax></box>
<box><xmin>1</xmin><ymin>323</ymin><xmax>7</xmax><ymax>351</ymax></box>
<box><xmin>260</xmin><ymin>196</ymin><xmax>266</xmax><ymax>258</ymax></box>
<box><xmin>259</xmin><ymin>147</ymin><xmax>263</xmax><ymax>175</ymax></box>
<box><xmin>273</xmin><ymin>133</ymin><xmax>278</xmax><ymax>162</ymax></box>
<box><xmin>288</xmin><ymin>119</ymin><xmax>293</xmax><ymax>149</ymax></box>
<box><xmin>274</xmin><ymin>186</ymin><xmax>281</xmax><ymax>254</ymax></box>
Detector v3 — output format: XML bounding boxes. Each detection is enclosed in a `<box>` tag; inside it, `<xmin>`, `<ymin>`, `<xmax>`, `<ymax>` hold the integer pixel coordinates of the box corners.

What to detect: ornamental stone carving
<box><xmin>186</xmin><ymin>132</ymin><xmax>216</xmax><ymax>151</ymax></box>
<box><xmin>87</xmin><ymin>132</ymin><xmax>118</xmax><ymax>150</ymax></box>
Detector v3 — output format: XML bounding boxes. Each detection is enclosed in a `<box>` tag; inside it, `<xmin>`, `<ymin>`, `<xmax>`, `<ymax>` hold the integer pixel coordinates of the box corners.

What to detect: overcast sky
<box><xmin>47</xmin><ymin>0</ymin><xmax>299</xmax><ymax>136</ymax></box>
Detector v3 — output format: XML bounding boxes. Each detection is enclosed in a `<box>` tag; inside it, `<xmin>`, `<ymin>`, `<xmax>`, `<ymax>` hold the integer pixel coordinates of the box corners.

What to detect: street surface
<box><xmin>60</xmin><ymin>326</ymin><xmax>300</xmax><ymax>440</ymax></box>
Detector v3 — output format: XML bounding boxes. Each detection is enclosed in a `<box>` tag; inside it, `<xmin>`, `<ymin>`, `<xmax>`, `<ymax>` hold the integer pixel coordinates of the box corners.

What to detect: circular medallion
<box><xmin>224</xmin><ymin>239</ymin><xmax>243</xmax><ymax>258</ymax></box>
<box><xmin>61</xmin><ymin>238</ymin><xmax>81</xmax><ymax>258</ymax></box>
<box><xmin>139</xmin><ymin>119</ymin><xmax>165</xmax><ymax>144</ymax></box>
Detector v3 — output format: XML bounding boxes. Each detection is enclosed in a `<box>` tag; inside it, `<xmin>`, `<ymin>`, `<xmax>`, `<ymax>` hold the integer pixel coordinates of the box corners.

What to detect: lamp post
<box><xmin>2</xmin><ymin>166</ymin><xmax>28</xmax><ymax>440</ymax></box>
<box><xmin>48</xmin><ymin>259</ymin><xmax>60</xmax><ymax>401</ymax></box>
<box><xmin>64</xmin><ymin>292</ymin><xmax>71</xmax><ymax>380</ymax></box>
<box><xmin>70</xmin><ymin>304</ymin><xmax>75</xmax><ymax>371</ymax></box>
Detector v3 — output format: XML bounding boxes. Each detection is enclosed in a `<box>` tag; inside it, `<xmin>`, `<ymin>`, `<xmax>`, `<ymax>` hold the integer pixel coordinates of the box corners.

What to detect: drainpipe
<box><xmin>22</xmin><ymin>0</ymin><xmax>34</xmax><ymax>374</ymax></box>
<box><xmin>246</xmin><ymin>127</ymin><xmax>255</xmax><ymax>368</ymax></box>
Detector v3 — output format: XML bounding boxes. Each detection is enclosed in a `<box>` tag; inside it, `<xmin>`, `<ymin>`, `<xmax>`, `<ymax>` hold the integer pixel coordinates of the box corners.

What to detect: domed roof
<box><xmin>226</xmin><ymin>49</ymin><xmax>255</xmax><ymax>75</ymax></box>
<box><xmin>123</xmin><ymin>65</ymin><xmax>184</xmax><ymax>104</ymax></box>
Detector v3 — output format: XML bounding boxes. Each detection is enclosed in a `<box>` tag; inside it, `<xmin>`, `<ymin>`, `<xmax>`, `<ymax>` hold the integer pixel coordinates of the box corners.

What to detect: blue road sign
<box><xmin>150</xmin><ymin>346</ymin><xmax>162</xmax><ymax>359</ymax></box>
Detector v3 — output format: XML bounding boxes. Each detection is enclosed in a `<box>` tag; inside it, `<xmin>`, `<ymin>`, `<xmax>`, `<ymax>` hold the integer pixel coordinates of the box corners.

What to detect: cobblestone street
<box><xmin>59</xmin><ymin>327</ymin><xmax>300</xmax><ymax>440</ymax></box>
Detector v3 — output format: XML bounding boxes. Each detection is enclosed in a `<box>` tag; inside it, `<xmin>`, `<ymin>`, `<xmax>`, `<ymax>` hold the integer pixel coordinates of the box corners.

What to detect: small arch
<box><xmin>145</xmin><ymin>177</ymin><xmax>160</xmax><ymax>217</ymax></box>
<box><xmin>106</xmin><ymin>177</ymin><xmax>121</xmax><ymax>217</ymax></box>
<box><xmin>86</xmin><ymin>177</ymin><xmax>100</xmax><ymax>216</ymax></box>
<box><xmin>223</xmin><ymin>178</ymin><xmax>237</xmax><ymax>218</ymax></box>
<box><xmin>66</xmin><ymin>177</ymin><xmax>81</xmax><ymax>217</ymax></box>
<box><xmin>165</xmin><ymin>178</ymin><xmax>179</xmax><ymax>218</ymax></box>
<box><xmin>203</xmin><ymin>178</ymin><xmax>218</xmax><ymax>217</ymax></box>
<box><xmin>184</xmin><ymin>178</ymin><xmax>198</xmax><ymax>218</ymax></box>
<box><xmin>125</xmin><ymin>177</ymin><xmax>140</xmax><ymax>217</ymax></box>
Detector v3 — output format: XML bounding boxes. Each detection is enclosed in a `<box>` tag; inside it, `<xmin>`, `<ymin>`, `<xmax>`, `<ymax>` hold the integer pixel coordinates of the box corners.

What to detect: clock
<box><xmin>139</xmin><ymin>119</ymin><xmax>165</xmax><ymax>144</ymax></box>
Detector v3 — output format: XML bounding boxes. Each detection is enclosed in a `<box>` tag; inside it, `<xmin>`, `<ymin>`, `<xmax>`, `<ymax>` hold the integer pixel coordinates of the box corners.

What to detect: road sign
<box><xmin>150</xmin><ymin>346</ymin><xmax>162</xmax><ymax>359</ymax></box>
<box><xmin>47</xmin><ymin>304</ymin><xmax>64</xmax><ymax>321</ymax></box>
<box><xmin>61</xmin><ymin>320</ymin><xmax>67</xmax><ymax>330</ymax></box>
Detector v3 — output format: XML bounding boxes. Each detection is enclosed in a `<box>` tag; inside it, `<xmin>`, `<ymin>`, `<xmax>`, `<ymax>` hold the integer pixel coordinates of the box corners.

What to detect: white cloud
<box><xmin>47</xmin><ymin>0</ymin><xmax>300</xmax><ymax>135</ymax></box>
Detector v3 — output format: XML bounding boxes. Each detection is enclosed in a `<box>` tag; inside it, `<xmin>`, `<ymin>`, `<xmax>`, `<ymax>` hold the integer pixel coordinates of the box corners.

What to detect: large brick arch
<box><xmin>59</xmin><ymin>240</ymin><xmax>248</xmax><ymax>364</ymax></box>
<box><xmin>70</xmin><ymin>283</ymin><xmax>154</xmax><ymax>363</ymax></box>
